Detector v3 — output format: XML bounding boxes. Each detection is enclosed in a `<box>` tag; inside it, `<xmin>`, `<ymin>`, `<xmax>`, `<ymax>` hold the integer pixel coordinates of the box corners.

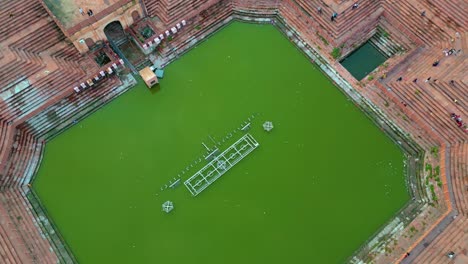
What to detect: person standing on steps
<box><xmin>331</xmin><ymin>12</ymin><xmax>338</xmax><ymax>22</ymax></box>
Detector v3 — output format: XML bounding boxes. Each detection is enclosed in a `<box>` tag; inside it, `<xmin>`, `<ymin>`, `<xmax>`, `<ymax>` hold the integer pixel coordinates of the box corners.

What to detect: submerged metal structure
<box><xmin>162</xmin><ymin>201</ymin><xmax>174</xmax><ymax>213</ymax></box>
<box><xmin>184</xmin><ymin>133</ymin><xmax>259</xmax><ymax>196</ymax></box>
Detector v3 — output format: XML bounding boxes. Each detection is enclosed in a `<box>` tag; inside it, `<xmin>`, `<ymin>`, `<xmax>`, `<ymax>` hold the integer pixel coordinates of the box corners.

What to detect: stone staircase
<box><xmin>412</xmin><ymin>215</ymin><xmax>467</xmax><ymax>263</ymax></box>
<box><xmin>450</xmin><ymin>143</ymin><xmax>468</xmax><ymax>216</ymax></box>
<box><xmin>368</xmin><ymin>27</ymin><xmax>404</xmax><ymax>58</ymax></box>
<box><xmin>384</xmin><ymin>82</ymin><xmax>466</xmax><ymax>142</ymax></box>
<box><xmin>154</xmin><ymin>0</ymin><xmax>221</xmax><ymax>25</ymax></box>
<box><xmin>159</xmin><ymin>0</ymin><xmax>233</xmax><ymax>65</ymax></box>
<box><xmin>418</xmin><ymin>0</ymin><xmax>466</xmax><ymax>32</ymax></box>
<box><xmin>382</xmin><ymin>0</ymin><xmax>451</xmax><ymax>46</ymax></box>
<box><xmin>232</xmin><ymin>0</ymin><xmax>279</xmax><ymax>15</ymax></box>
<box><xmin>143</xmin><ymin>0</ymin><xmax>160</xmax><ymax>20</ymax></box>
<box><xmin>0</xmin><ymin>189</ymin><xmax>58</xmax><ymax>263</ymax></box>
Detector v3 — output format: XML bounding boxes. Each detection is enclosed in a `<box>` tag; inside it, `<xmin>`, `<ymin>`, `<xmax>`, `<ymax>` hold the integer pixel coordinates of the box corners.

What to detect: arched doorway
<box><xmin>103</xmin><ymin>20</ymin><xmax>139</xmax><ymax>73</ymax></box>
<box><xmin>103</xmin><ymin>21</ymin><xmax>127</xmax><ymax>45</ymax></box>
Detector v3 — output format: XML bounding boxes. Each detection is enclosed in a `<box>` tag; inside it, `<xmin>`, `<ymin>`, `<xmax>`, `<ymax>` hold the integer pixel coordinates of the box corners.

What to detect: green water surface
<box><xmin>340</xmin><ymin>41</ymin><xmax>388</xmax><ymax>80</ymax></box>
<box><xmin>34</xmin><ymin>22</ymin><xmax>408</xmax><ymax>264</ymax></box>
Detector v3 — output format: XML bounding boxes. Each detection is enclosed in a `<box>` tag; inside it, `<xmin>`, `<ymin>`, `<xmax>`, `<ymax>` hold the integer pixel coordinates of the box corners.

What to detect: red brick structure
<box><xmin>0</xmin><ymin>0</ymin><xmax>466</xmax><ymax>263</ymax></box>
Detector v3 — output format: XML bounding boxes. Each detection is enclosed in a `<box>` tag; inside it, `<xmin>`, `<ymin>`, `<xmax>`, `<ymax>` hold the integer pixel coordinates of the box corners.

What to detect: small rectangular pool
<box><xmin>340</xmin><ymin>41</ymin><xmax>388</xmax><ymax>80</ymax></box>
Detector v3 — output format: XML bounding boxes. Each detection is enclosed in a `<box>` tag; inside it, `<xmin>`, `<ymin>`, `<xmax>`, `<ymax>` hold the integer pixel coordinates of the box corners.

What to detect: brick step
<box><xmin>431</xmin><ymin>217</ymin><xmax>467</xmax><ymax>259</ymax></box>
<box><xmin>382</xmin><ymin>1</ymin><xmax>448</xmax><ymax>45</ymax></box>
<box><xmin>23</xmin><ymin>77</ymin><xmax>121</xmax><ymax>138</ymax></box>
<box><xmin>367</xmin><ymin>87</ymin><xmax>436</xmax><ymax>149</ymax></box>
<box><xmin>1</xmin><ymin>190</ymin><xmax>56</xmax><ymax>263</ymax></box>
<box><xmin>427</xmin><ymin>0</ymin><xmax>467</xmax><ymax>28</ymax></box>
<box><xmin>394</xmin><ymin>0</ymin><xmax>450</xmax><ymax>42</ymax></box>
<box><xmin>0</xmin><ymin>60</ymin><xmax>44</xmax><ymax>92</ymax></box>
<box><xmin>451</xmin><ymin>144</ymin><xmax>468</xmax><ymax>215</ymax></box>
<box><xmin>291</xmin><ymin>0</ymin><xmax>337</xmax><ymax>39</ymax></box>
<box><xmin>429</xmin><ymin>83</ymin><xmax>467</xmax><ymax>116</ymax></box>
<box><xmin>289</xmin><ymin>0</ymin><xmax>381</xmax><ymax>42</ymax></box>
<box><xmin>2</xmin><ymin>71</ymin><xmax>85</xmax><ymax>122</ymax></box>
<box><xmin>164</xmin><ymin>1</ymin><xmax>232</xmax><ymax>56</ymax></box>
<box><xmin>403</xmin><ymin>83</ymin><xmax>464</xmax><ymax>142</ymax></box>
<box><xmin>1</xmin><ymin>134</ymin><xmax>35</xmax><ymax>187</ymax></box>
<box><xmin>52</xmin><ymin>56</ymin><xmax>86</xmax><ymax>75</ymax></box>
<box><xmin>419</xmin><ymin>0</ymin><xmax>464</xmax><ymax>31</ymax></box>
<box><xmin>0</xmin><ymin>124</ymin><xmax>15</xmax><ymax>177</ymax></box>
<box><xmin>384</xmin><ymin>7</ymin><xmax>436</xmax><ymax>45</ymax></box>
<box><xmin>0</xmin><ymin>84</ymin><xmax>42</xmax><ymax>117</ymax></box>
<box><xmin>0</xmin><ymin>0</ymin><xmax>21</xmax><ymax>10</ymax></box>
<box><xmin>232</xmin><ymin>0</ymin><xmax>279</xmax><ymax>13</ymax></box>
<box><xmin>1</xmin><ymin>85</ymin><xmax>58</xmax><ymax>123</ymax></box>
<box><xmin>0</xmin><ymin>202</ymin><xmax>28</xmax><ymax>263</ymax></box>
<box><xmin>279</xmin><ymin>3</ymin><xmax>335</xmax><ymax>55</ymax></box>
<box><xmin>369</xmin><ymin>84</ymin><xmax>437</xmax><ymax>149</ymax></box>
<box><xmin>431</xmin><ymin>56</ymin><xmax>465</xmax><ymax>81</ymax></box>
<box><xmin>462</xmin><ymin>32</ymin><xmax>468</xmax><ymax>52</ymax></box>
<box><xmin>3</xmin><ymin>190</ymin><xmax>49</xmax><ymax>258</ymax></box>
<box><xmin>159</xmin><ymin>0</ymin><xmax>216</xmax><ymax>25</ymax></box>
<box><xmin>378</xmin><ymin>18</ymin><xmax>416</xmax><ymax>49</ymax></box>
<box><xmin>11</xmin><ymin>49</ymin><xmax>44</xmax><ymax>68</ymax></box>
<box><xmin>451</xmin><ymin>81</ymin><xmax>468</xmax><ymax>103</ymax></box>
<box><xmin>376</xmin><ymin>82</ymin><xmax>444</xmax><ymax>146</ymax></box>
<box><xmin>0</xmin><ymin>2</ymin><xmax>48</xmax><ymax>43</ymax></box>
<box><xmin>144</xmin><ymin>0</ymin><xmax>160</xmax><ymax>18</ymax></box>
<box><xmin>9</xmin><ymin>22</ymin><xmax>65</xmax><ymax>55</ymax></box>
<box><xmin>4</xmin><ymin>135</ymin><xmax>39</xmax><ymax>188</ymax></box>
<box><xmin>333</xmin><ymin>0</ymin><xmax>383</xmax><ymax>41</ymax></box>
<box><xmin>50</xmin><ymin>44</ymin><xmax>84</xmax><ymax>62</ymax></box>
<box><xmin>392</xmin><ymin>82</ymin><xmax>465</xmax><ymax>142</ymax></box>
<box><xmin>415</xmin><ymin>216</ymin><xmax>467</xmax><ymax>263</ymax></box>
<box><xmin>451</xmin><ymin>148</ymin><xmax>465</xmax><ymax>214</ymax></box>
<box><xmin>0</xmin><ymin>225</ymin><xmax>21</xmax><ymax>264</ymax></box>
<box><xmin>404</xmin><ymin>50</ymin><xmax>440</xmax><ymax>78</ymax></box>
<box><xmin>339</xmin><ymin>16</ymin><xmax>381</xmax><ymax>55</ymax></box>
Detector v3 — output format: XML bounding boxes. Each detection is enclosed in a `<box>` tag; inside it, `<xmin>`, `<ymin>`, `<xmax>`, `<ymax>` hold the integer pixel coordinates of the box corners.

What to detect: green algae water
<box><xmin>34</xmin><ymin>22</ymin><xmax>408</xmax><ymax>264</ymax></box>
<box><xmin>340</xmin><ymin>41</ymin><xmax>388</xmax><ymax>80</ymax></box>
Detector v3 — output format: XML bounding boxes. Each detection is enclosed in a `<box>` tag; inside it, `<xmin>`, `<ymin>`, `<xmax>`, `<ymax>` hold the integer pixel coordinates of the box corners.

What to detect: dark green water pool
<box><xmin>340</xmin><ymin>41</ymin><xmax>388</xmax><ymax>80</ymax></box>
<box><xmin>34</xmin><ymin>22</ymin><xmax>408</xmax><ymax>264</ymax></box>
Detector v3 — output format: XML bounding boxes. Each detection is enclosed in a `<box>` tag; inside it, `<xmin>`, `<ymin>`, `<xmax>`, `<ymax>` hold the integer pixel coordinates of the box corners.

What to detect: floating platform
<box><xmin>184</xmin><ymin>134</ymin><xmax>259</xmax><ymax>196</ymax></box>
<box><xmin>139</xmin><ymin>67</ymin><xmax>158</xmax><ymax>89</ymax></box>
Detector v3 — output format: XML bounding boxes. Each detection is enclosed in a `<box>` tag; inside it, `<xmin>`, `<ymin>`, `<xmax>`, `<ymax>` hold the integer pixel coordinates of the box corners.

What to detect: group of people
<box><xmin>316</xmin><ymin>2</ymin><xmax>359</xmax><ymax>22</ymax></box>
<box><xmin>79</xmin><ymin>7</ymin><xmax>94</xmax><ymax>17</ymax></box>
<box><xmin>450</xmin><ymin>113</ymin><xmax>467</xmax><ymax>132</ymax></box>
<box><xmin>443</xmin><ymin>48</ymin><xmax>457</xmax><ymax>56</ymax></box>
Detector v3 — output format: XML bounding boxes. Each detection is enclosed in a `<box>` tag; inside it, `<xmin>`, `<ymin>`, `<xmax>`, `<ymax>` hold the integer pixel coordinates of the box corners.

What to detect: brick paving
<box><xmin>42</xmin><ymin>0</ymin><xmax>121</xmax><ymax>28</ymax></box>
